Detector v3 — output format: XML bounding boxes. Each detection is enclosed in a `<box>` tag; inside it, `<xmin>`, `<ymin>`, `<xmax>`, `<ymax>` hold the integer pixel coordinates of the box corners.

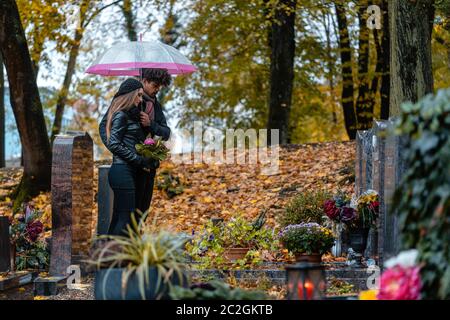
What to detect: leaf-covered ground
<box><xmin>0</xmin><ymin>141</ymin><xmax>355</xmax><ymax>234</ymax></box>
<box><xmin>150</xmin><ymin>141</ymin><xmax>355</xmax><ymax>233</ymax></box>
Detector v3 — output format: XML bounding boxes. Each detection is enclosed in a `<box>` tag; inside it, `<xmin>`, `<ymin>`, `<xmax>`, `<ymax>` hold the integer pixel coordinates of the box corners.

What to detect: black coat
<box><xmin>99</xmin><ymin>106</ymin><xmax>157</xmax><ymax>169</ymax></box>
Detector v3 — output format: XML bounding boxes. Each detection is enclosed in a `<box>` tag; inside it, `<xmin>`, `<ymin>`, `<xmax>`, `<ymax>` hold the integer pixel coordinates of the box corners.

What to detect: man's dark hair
<box><xmin>142</xmin><ymin>68</ymin><xmax>172</xmax><ymax>87</ymax></box>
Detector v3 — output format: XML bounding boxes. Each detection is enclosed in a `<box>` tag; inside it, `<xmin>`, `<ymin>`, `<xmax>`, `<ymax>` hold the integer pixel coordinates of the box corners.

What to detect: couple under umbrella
<box><xmin>88</xmin><ymin>40</ymin><xmax>196</xmax><ymax>235</ymax></box>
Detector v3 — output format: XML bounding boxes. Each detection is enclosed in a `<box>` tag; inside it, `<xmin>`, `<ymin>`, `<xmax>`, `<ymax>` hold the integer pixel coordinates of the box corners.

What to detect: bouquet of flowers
<box><xmin>135</xmin><ymin>136</ymin><xmax>170</xmax><ymax>161</ymax></box>
<box><xmin>10</xmin><ymin>204</ymin><xmax>49</xmax><ymax>270</ymax></box>
<box><xmin>356</xmin><ymin>189</ymin><xmax>379</xmax><ymax>228</ymax></box>
<box><xmin>323</xmin><ymin>192</ymin><xmax>357</xmax><ymax>225</ymax></box>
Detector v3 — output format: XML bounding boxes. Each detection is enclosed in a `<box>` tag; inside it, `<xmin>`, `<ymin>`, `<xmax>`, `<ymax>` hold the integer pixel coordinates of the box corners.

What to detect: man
<box><xmin>99</xmin><ymin>68</ymin><xmax>172</xmax><ymax>214</ymax></box>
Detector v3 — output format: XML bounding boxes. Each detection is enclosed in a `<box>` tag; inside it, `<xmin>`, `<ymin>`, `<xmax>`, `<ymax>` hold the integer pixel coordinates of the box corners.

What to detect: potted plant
<box><xmin>89</xmin><ymin>212</ymin><xmax>188</xmax><ymax>300</ymax></box>
<box><xmin>278</xmin><ymin>223</ymin><xmax>335</xmax><ymax>263</ymax></box>
<box><xmin>186</xmin><ymin>212</ymin><xmax>278</xmax><ymax>268</ymax></box>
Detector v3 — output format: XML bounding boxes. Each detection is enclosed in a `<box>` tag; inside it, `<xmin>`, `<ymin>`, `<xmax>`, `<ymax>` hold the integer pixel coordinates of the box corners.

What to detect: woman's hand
<box><xmin>140</xmin><ymin>111</ymin><xmax>151</xmax><ymax>127</ymax></box>
<box><xmin>142</xmin><ymin>157</ymin><xmax>160</xmax><ymax>170</ymax></box>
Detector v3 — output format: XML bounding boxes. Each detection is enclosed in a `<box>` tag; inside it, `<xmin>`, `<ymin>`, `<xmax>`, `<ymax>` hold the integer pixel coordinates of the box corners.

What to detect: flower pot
<box><xmin>223</xmin><ymin>248</ymin><xmax>250</xmax><ymax>261</ymax></box>
<box><xmin>294</xmin><ymin>253</ymin><xmax>322</xmax><ymax>263</ymax></box>
<box><xmin>331</xmin><ymin>223</ymin><xmax>344</xmax><ymax>257</ymax></box>
<box><xmin>94</xmin><ymin>267</ymin><xmax>188</xmax><ymax>300</ymax></box>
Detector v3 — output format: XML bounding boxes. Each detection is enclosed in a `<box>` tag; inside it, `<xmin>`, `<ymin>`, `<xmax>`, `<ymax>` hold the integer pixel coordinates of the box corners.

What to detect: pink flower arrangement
<box><xmin>144</xmin><ymin>138</ymin><xmax>155</xmax><ymax>145</ymax></box>
<box><xmin>378</xmin><ymin>265</ymin><xmax>421</xmax><ymax>300</ymax></box>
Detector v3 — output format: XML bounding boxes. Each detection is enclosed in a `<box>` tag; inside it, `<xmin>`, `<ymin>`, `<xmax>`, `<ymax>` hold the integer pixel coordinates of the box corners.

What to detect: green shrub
<box><xmin>186</xmin><ymin>214</ymin><xmax>279</xmax><ymax>270</ymax></box>
<box><xmin>393</xmin><ymin>89</ymin><xmax>450</xmax><ymax>299</ymax></box>
<box><xmin>156</xmin><ymin>170</ymin><xmax>184</xmax><ymax>199</ymax></box>
<box><xmin>280</xmin><ymin>190</ymin><xmax>331</xmax><ymax>226</ymax></box>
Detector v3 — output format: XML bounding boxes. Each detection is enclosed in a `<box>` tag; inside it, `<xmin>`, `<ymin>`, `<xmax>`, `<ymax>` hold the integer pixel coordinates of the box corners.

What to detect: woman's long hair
<box><xmin>106</xmin><ymin>89</ymin><xmax>140</xmax><ymax>143</ymax></box>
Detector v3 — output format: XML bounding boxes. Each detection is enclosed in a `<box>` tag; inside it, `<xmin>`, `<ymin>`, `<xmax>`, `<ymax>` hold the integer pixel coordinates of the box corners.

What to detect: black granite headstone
<box><xmin>97</xmin><ymin>165</ymin><xmax>113</xmax><ymax>235</ymax></box>
<box><xmin>0</xmin><ymin>216</ymin><xmax>11</xmax><ymax>272</ymax></box>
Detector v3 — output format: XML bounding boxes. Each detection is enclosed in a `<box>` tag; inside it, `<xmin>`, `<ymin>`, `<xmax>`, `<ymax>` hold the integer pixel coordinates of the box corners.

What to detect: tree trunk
<box><xmin>122</xmin><ymin>0</ymin><xmax>137</xmax><ymax>41</ymax></box>
<box><xmin>50</xmin><ymin>0</ymin><xmax>119</xmax><ymax>142</ymax></box>
<box><xmin>322</xmin><ymin>7</ymin><xmax>337</xmax><ymax>124</ymax></box>
<box><xmin>380</xmin><ymin>0</ymin><xmax>390</xmax><ymax>120</ymax></box>
<box><xmin>50</xmin><ymin>27</ymin><xmax>83</xmax><ymax>143</ymax></box>
<box><xmin>0</xmin><ymin>53</ymin><xmax>5</xmax><ymax>168</ymax></box>
<box><xmin>355</xmin><ymin>1</ymin><xmax>372</xmax><ymax>130</ymax></box>
<box><xmin>267</xmin><ymin>0</ymin><xmax>297</xmax><ymax>145</ymax></box>
<box><xmin>0</xmin><ymin>0</ymin><xmax>52</xmax><ymax>209</ymax></box>
<box><xmin>389</xmin><ymin>0</ymin><xmax>435</xmax><ymax>116</ymax></box>
<box><xmin>335</xmin><ymin>1</ymin><xmax>357</xmax><ymax>139</ymax></box>
<box><xmin>368</xmin><ymin>28</ymin><xmax>383</xmax><ymax>119</ymax></box>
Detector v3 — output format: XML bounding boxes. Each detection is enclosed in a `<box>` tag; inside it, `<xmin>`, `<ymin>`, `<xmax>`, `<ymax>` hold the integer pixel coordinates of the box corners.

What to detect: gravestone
<box><xmin>379</xmin><ymin>119</ymin><xmax>405</xmax><ymax>267</ymax></box>
<box><xmin>355</xmin><ymin>129</ymin><xmax>374</xmax><ymax>196</ymax></box>
<box><xmin>0</xmin><ymin>216</ymin><xmax>10</xmax><ymax>272</ymax></box>
<box><xmin>355</xmin><ymin>129</ymin><xmax>378</xmax><ymax>262</ymax></box>
<box><xmin>97</xmin><ymin>165</ymin><xmax>113</xmax><ymax>235</ymax></box>
<box><xmin>367</xmin><ymin>120</ymin><xmax>389</xmax><ymax>263</ymax></box>
<box><xmin>49</xmin><ymin>132</ymin><xmax>93</xmax><ymax>276</ymax></box>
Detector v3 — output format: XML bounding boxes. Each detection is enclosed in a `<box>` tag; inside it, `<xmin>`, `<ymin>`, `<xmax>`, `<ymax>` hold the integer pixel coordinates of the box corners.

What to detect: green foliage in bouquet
<box><xmin>156</xmin><ymin>170</ymin><xmax>184</xmax><ymax>199</ymax></box>
<box><xmin>136</xmin><ymin>137</ymin><xmax>170</xmax><ymax>161</ymax></box>
<box><xmin>393</xmin><ymin>89</ymin><xmax>450</xmax><ymax>299</ymax></box>
<box><xmin>169</xmin><ymin>280</ymin><xmax>267</xmax><ymax>300</ymax></box>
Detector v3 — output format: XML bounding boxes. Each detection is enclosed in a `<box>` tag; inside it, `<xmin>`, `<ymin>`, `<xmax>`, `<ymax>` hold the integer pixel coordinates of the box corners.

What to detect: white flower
<box><xmin>384</xmin><ymin>249</ymin><xmax>419</xmax><ymax>269</ymax></box>
<box><xmin>350</xmin><ymin>194</ymin><xmax>358</xmax><ymax>209</ymax></box>
<box><xmin>364</xmin><ymin>189</ymin><xmax>378</xmax><ymax>196</ymax></box>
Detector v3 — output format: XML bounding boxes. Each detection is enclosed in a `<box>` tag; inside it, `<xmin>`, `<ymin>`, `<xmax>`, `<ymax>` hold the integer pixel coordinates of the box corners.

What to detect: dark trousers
<box><xmin>107</xmin><ymin>164</ymin><xmax>156</xmax><ymax>236</ymax></box>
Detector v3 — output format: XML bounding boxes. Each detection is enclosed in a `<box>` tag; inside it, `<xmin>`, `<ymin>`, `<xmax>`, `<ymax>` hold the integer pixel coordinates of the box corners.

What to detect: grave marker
<box><xmin>49</xmin><ymin>132</ymin><xmax>93</xmax><ymax>276</ymax></box>
<box><xmin>97</xmin><ymin>165</ymin><xmax>113</xmax><ymax>235</ymax></box>
<box><xmin>0</xmin><ymin>216</ymin><xmax>10</xmax><ymax>272</ymax></box>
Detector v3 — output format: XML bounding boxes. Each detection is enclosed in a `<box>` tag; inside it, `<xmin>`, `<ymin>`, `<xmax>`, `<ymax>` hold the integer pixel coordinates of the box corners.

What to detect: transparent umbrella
<box><xmin>85</xmin><ymin>40</ymin><xmax>197</xmax><ymax>76</ymax></box>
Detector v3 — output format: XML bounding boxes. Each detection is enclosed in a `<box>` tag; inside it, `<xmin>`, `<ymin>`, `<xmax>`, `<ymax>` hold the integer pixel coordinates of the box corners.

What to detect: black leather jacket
<box><xmin>99</xmin><ymin>106</ymin><xmax>156</xmax><ymax>169</ymax></box>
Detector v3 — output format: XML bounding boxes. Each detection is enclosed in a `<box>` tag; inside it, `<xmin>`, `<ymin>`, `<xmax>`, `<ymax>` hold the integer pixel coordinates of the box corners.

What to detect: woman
<box><xmin>104</xmin><ymin>78</ymin><xmax>158</xmax><ymax>235</ymax></box>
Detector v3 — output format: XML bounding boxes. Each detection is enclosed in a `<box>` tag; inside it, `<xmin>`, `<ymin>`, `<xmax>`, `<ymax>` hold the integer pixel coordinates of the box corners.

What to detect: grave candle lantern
<box><xmin>286</xmin><ymin>263</ymin><xmax>326</xmax><ymax>300</ymax></box>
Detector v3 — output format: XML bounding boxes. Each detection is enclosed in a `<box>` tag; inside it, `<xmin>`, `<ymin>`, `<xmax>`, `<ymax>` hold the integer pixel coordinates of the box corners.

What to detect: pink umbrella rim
<box><xmin>86</xmin><ymin>62</ymin><xmax>197</xmax><ymax>75</ymax></box>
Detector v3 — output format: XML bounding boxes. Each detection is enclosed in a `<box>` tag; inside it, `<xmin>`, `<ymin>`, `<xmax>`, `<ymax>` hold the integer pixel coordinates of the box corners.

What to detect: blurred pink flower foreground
<box><xmin>144</xmin><ymin>138</ymin><xmax>155</xmax><ymax>145</ymax></box>
<box><xmin>378</xmin><ymin>265</ymin><xmax>422</xmax><ymax>300</ymax></box>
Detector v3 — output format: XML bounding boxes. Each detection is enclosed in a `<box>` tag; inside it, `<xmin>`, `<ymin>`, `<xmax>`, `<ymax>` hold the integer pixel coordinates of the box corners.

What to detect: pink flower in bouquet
<box><xmin>26</xmin><ymin>220</ymin><xmax>44</xmax><ymax>242</ymax></box>
<box><xmin>144</xmin><ymin>138</ymin><xmax>156</xmax><ymax>145</ymax></box>
<box><xmin>324</xmin><ymin>200</ymin><xmax>340</xmax><ymax>220</ymax></box>
<box><xmin>378</xmin><ymin>265</ymin><xmax>421</xmax><ymax>300</ymax></box>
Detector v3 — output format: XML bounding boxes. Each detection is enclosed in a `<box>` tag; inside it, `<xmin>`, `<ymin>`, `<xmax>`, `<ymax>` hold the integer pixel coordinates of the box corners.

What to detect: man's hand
<box><xmin>140</xmin><ymin>111</ymin><xmax>151</xmax><ymax>127</ymax></box>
